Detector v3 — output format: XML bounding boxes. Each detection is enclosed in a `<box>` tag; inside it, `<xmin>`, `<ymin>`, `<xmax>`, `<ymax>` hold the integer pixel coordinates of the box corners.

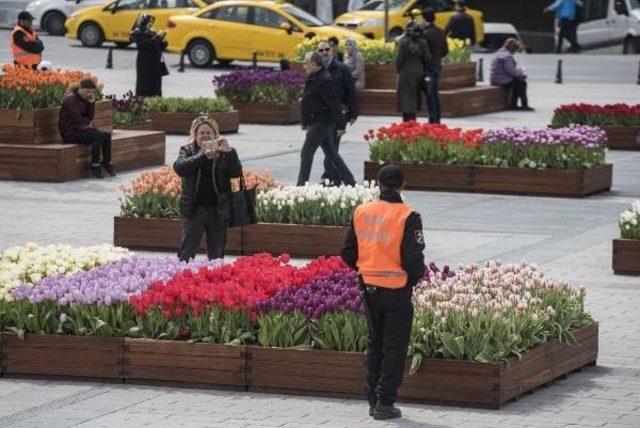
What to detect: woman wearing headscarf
<box><xmin>130</xmin><ymin>13</ymin><xmax>168</xmax><ymax>97</ymax></box>
<box><xmin>396</xmin><ymin>23</ymin><xmax>431</xmax><ymax>122</ymax></box>
<box><xmin>173</xmin><ymin>116</ymin><xmax>243</xmax><ymax>261</ymax></box>
<box><xmin>343</xmin><ymin>38</ymin><xmax>365</xmax><ymax>91</ymax></box>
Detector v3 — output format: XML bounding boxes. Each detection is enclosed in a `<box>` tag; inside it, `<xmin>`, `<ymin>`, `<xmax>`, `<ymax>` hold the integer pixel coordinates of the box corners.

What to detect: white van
<box><xmin>578</xmin><ymin>0</ymin><xmax>640</xmax><ymax>53</ymax></box>
<box><xmin>25</xmin><ymin>0</ymin><xmax>108</xmax><ymax>35</ymax></box>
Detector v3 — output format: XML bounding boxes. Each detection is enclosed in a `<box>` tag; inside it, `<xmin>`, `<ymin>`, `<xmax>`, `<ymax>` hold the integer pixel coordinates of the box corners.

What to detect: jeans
<box><xmin>297</xmin><ymin>123</ymin><xmax>355</xmax><ymax>187</ymax></box>
<box><xmin>178</xmin><ymin>205</ymin><xmax>227</xmax><ymax>261</ymax></box>
<box><xmin>503</xmin><ymin>79</ymin><xmax>529</xmax><ymax>109</ymax></box>
<box><xmin>363</xmin><ymin>285</ymin><xmax>413</xmax><ymax>406</ymax></box>
<box><xmin>67</xmin><ymin>128</ymin><xmax>112</xmax><ymax>167</ymax></box>
<box><xmin>426</xmin><ymin>70</ymin><xmax>441</xmax><ymax>124</ymax></box>
<box><xmin>557</xmin><ymin>18</ymin><xmax>581</xmax><ymax>53</ymax></box>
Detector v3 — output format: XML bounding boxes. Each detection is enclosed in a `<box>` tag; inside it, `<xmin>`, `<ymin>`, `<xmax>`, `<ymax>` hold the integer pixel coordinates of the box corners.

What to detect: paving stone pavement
<box><xmin>0</xmin><ymin>31</ymin><xmax>640</xmax><ymax>427</ymax></box>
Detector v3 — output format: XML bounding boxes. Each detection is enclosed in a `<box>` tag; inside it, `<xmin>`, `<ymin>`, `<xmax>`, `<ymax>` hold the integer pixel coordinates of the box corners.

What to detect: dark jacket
<box><xmin>444</xmin><ymin>12</ymin><xmax>476</xmax><ymax>45</ymax></box>
<box><xmin>340</xmin><ymin>189</ymin><xmax>426</xmax><ymax>289</ymax></box>
<box><xmin>422</xmin><ymin>23</ymin><xmax>449</xmax><ymax>72</ymax></box>
<box><xmin>12</xmin><ymin>26</ymin><xmax>44</xmax><ymax>54</ymax></box>
<box><xmin>301</xmin><ymin>69</ymin><xmax>346</xmax><ymax>130</ymax></box>
<box><xmin>58</xmin><ymin>91</ymin><xmax>95</xmax><ymax>141</ymax></box>
<box><xmin>173</xmin><ymin>143</ymin><xmax>243</xmax><ymax>219</ymax></box>
<box><xmin>131</xmin><ymin>29</ymin><xmax>167</xmax><ymax>97</ymax></box>
<box><xmin>326</xmin><ymin>57</ymin><xmax>358</xmax><ymax>121</ymax></box>
<box><xmin>396</xmin><ymin>35</ymin><xmax>431</xmax><ymax>114</ymax></box>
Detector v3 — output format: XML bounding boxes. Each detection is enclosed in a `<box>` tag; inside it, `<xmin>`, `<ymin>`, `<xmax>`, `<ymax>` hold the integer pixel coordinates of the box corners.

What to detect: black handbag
<box><xmin>228</xmin><ymin>176</ymin><xmax>256</xmax><ymax>228</ymax></box>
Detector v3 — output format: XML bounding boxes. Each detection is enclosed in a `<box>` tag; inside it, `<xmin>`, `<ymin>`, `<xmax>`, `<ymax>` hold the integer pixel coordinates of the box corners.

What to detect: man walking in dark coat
<box><xmin>421</xmin><ymin>8</ymin><xmax>448</xmax><ymax>124</ymax></box>
<box><xmin>317</xmin><ymin>40</ymin><xmax>358</xmax><ymax>186</ymax></box>
<box><xmin>444</xmin><ymin>0</ymin><xmax>476</xmax><ymax>46</ymax></box>
<box><xmin>297</xmin><ymin>52</ymin><xmax>355</xmax><ymax>187</ymax></box>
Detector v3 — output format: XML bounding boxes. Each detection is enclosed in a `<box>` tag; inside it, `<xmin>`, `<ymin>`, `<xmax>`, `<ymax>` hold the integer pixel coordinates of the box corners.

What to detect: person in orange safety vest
<box><xmin>10</xmin><ymin>11</ymin><xmax>44</xmax><ymax>69</ymax></box>
<box><xmin>340</xmin><ymin>164</ymin><xmax>425</xmax><ymax>421</ymax></box>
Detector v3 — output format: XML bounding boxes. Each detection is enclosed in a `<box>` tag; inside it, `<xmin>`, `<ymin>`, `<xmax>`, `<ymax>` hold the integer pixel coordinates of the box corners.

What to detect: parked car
<box><xmin>64</xmin><ymin>0</ymin><xmax>210</xmax><ymax>47</ymax></box>
<box><xmin>577</xmin><ymin>0</ymin><xmax>640</xmax><ymax>53</ymax></box>
<box><xmin>333</xmin><ymin>0</ymin><xmax>484</xmax><ymax>42</ymax></box>
<box><xmin>474</xmin><ymin>22</ymin><xmax>529</xmax><ymax>53</ymax></box>
<box><xmin>165</xmin><ymin>0</ymin><xmax>365</xmax><ymax>67</ymax></box>
<box><xmin>25</xmin><ymin>0</ymin><xmax>108</xmax><ymax>35</ymax></box>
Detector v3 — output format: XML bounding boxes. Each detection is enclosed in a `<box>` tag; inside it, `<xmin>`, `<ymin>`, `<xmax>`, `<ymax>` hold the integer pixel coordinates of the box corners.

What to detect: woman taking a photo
<box><xmin>131</xmin><ymin>13</ymin><xmax>168</xmax><ymax>97</ymax></box>
<box><xmin>174</xmin><ymin>116</ymin><xmax>243</xmax><ymax>261</ymax></box>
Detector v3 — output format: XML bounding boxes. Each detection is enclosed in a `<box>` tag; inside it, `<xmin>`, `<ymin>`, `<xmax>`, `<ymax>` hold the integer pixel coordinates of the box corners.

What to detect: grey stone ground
<box><xmin>0</xmin><ymin>30</ymin><xmax>639</xmax><ymax>427</ymax></box>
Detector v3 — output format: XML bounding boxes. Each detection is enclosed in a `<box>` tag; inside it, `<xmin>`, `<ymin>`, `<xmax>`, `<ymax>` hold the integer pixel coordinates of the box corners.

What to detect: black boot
<box><xmin>90</xmin><ymin>164</ymin><xmax>104</xmax><ymax>178</ymax></box>
<box><xmin>373</xmin><ymin>402</ymin><xmax>402</xmax><ymax>420</ymax></box>
<box><xmin>102</xmin><ymin>163</ymin><xmax>116</xmax><ymax>177</ymax></box>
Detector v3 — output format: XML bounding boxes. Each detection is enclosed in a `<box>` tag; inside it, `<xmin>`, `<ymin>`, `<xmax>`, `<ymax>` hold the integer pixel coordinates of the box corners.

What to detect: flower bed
<box><xmin>364</xmin><ymin>123</ymin><xmax>612</xmax><ymax>196</ymax></box>
<box><xmin>145</xmin><ymin>96</ymin><xmax>239</xmax><ymax>134</ymax></box>
<box><xmin>613</xmin><ymin>201</ymin><xmax>640</xmax><ymax>275</ymax></box>
<box><xmin>114</xmin><ymin>169</ymin><xmax>377</xmax><ymax>256</ymax></box>
<box><xmin>0</xmin><ymin>65</ymin><xmax>112</xmax><ymax>145</ymax></box>
<box><xmin>0</xmin><ymin>248</ymin><xmax>597</xmax><ymax>407</ymax></box>
<box><xmin>213</xmin><ymin>70</ymin><xmax>304</xmax><ymax>124</ymax></box>
<box><xmin>552</xmin><ymin>104</ymin><xmax>640</xmax><ymax>150</ymax></box>
<box><xmin>107</xmin><ymin>91</ymin><xmax>152</xmax><ymax>130</ymax></box>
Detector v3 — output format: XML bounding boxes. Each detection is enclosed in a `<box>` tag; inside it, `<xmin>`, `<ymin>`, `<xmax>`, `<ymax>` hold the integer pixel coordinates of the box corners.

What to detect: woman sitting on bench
<box><xmin>58</xmin><ymin>78</ymin><xmax>115</xmax><ymax>178</ymax></box>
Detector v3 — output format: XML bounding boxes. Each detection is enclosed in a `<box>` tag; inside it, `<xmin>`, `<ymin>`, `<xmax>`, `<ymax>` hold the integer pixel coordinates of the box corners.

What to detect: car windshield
<box><xmin>359</xmin><ymin>0</ymin><xmax>404</xmax><ymax>11</ymax></box>
<box><xmin>281</xmin><ymin>5</ymin><xmax>326</xmax><ymax>26</ymax></box>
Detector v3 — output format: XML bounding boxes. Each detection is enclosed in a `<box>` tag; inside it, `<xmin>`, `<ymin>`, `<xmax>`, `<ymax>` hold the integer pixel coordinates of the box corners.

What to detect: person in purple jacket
<box><xmin>58</xmin><ymin>78</ymin><xmax>114</xmax><ymax>178</ymax></box>
<box><xmin>490</xmin><ymin>38</ymin><xmax>534</xmax><ymax>112</ymax></box>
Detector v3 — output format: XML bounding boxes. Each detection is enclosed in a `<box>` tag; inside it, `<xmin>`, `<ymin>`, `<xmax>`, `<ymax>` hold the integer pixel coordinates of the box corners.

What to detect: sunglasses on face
<box><xmin>318</xmin><ymin>48</ymin><xmax>331</xmax><ymax>52</ymax></box>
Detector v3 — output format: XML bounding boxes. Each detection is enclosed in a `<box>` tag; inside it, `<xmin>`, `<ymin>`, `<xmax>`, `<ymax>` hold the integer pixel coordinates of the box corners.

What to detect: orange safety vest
<box><xmin>353</xmin><ymin>200</ymin><xmax>413</xmax><ymax>289</ymax></box>
<box><xmin>10</xmin><ymin>26</ymin><xmax>42</xmax><ymax>66</ymax></box>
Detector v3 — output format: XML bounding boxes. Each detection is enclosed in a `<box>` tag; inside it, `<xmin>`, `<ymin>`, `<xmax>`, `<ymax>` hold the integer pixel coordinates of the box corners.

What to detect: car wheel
<box><xmin>42</xmin><ymin>11</ymin><xmax>66</xmax><ymax>36</ymax></box>
<box><xmin>623</xmin><ymin>36</ymin><xmax>639</xmax><ymax>54</ymax></box>
<box><xmin>115</xmin><ymin>42</ymin><xmax>131</xmax><ymax>49</ymax></box>
<box><xmin>187</xmin><ymin>39</ymin><xmax>214</xmax><ymax>67</ymax></box>
<box><xmin>388</xmin><ymin>27</ymin><xmax>403</xmax><ymax>41</ymax></box>
<box><xmin>79</xmin><ymin>22</ymin><xmax>105</xmax><ymax>48</ymax></box>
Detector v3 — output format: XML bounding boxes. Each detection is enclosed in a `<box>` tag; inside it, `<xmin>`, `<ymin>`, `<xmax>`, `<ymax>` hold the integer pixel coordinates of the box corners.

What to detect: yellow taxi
<box><xmin>334</xmin><ymin>0</ymin><xmax>484</xmax><ymax>41</ymax></box>
<box><xmin>65</xmin><ymin>0</ymin><xmax>210</xmax><ymax>47</ymax></box>
<box><xmin>165</xmin><ymin>0</ymin><xmax>364</xmax><ymax>67</ymax></box>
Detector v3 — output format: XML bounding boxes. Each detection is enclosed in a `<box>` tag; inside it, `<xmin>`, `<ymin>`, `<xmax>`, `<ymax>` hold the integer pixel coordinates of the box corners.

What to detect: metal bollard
<box><xmin>555</xmin><ymin>59</ymin><xmax>563</xmax><ymax>84</ymax></box>
<box><xmin>106</xmin><ymin>47</ymin><xmax>113</xmax><ymax>69</ymax></box>
<box><xmin>178</xmin><ymin>51</ymin><xmax>185</xmax><ymax>73</ymax></box>
<box><xmin>279</xmin><ymin>58</ymin><xmax>290</xmax><ymax>71</ymax></box>
<box><xmin>252</xmin><ymin>52</ymin><xmax>258</xmax><ymax>70</ymax></box>
<box><xmin>637</xmin><ymin>60</ymin><xmax>640</xmax><ymax>85</ymax></box>
<box><xmin>477</xmin><ymin>58</ymin><xmax>484</xmax><ymax>82</ymax></box>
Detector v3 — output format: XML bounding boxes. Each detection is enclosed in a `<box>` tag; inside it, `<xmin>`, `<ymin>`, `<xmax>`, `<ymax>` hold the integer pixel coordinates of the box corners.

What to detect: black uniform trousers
<box><xmin>363</xmin><ymin>284</ymin><xmax>413</xmax><ymax>406</ymax></box>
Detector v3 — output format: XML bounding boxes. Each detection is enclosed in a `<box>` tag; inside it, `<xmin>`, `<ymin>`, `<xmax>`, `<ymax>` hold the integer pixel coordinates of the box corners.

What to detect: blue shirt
<box><xmin>547</xmin><ymin>0</ymin><xmax>582</xmax><ymax>20</ymax></box>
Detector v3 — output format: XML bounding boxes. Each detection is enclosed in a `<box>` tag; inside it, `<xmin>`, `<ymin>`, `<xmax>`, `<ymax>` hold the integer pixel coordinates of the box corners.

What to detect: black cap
<box><xmin>378</xmin><ymin>165</ymin><xmax>404</xmax><ymax>189</ymax></box>
<box><xmin>18</xmin><ymin>11</ymin><xmax>35</xmax><ymax>21</ymax></box>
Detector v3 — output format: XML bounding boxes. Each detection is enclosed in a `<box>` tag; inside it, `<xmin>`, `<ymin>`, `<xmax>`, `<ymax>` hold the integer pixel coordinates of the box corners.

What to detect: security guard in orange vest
<box><xmin>11</xmin><ymin>11</ymin><xmax>44</xmax><ymax>69</ymax></box>
<box><xmin>341</xmin><ymin>165</ymin><xmax>425</xmax><ymax>420</ymax></box>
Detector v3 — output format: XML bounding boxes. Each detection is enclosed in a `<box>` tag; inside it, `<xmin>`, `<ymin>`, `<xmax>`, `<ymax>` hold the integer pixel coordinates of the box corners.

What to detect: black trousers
<box><xmin>363</xmin><ymin>284</ymin><xmax>413</xmax><ymax>406</ymax></box>
<box><xmin>178</xmin><ymin>206</ymin><xmax>227</xmax><ymax>261</ymax></box>
<box><xmin>557</xmin><ymin>18</ymin><xmax>581</xmax><ymax>53</ymax></box>
<box><xmin>67</xmin><ymin>129</ymin><xmax>112</xmax><ymax>166</ymax></box>
<box><xmin>426</xmin><ymin>70</ymin><xmax>441</xmax><ymax>124</ymax></box>
<box><xmin>503</xmin><ymin>79</ymin><xmax>529</xmax><ymax>109</ymax></box>
<box><xmin>297</xmin><ymin>123</ymin><xmax>355</xmax><ymax>186</ymax></box>
<box><xmin>321</xmin><ymin>127</ymin><xmax>343</xmax><ymax>185</ymax></box>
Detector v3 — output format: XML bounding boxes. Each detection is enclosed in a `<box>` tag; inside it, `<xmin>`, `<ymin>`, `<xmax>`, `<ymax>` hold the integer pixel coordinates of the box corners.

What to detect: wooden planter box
<box><xmin>232</xmin><ymin>102</ymin><xmax>301</xmax><ymax>125</ymax></box>
<box><xmin>612</xmin><ymin>239</ymin><xmax>640</xmax><ymax>275</ymax></box>
<box><xmin>247</xmin><ymin>325</ymin><xmax>598</xmax><ymax>409</ymax></box>
<box><xmin>150</xmin><ymin>110</ymin><xmax>240</xmax><ymax>134</ymax></box>
<box><xmin>364</xmin><ymin>162</ymin><xmax>612</xmax><ymax>197</ymax></box>
<box><xmin>0</xmin><ymin>129</ymin><xmax>165</xmax><ymax>182</ymax></box>
<box><xmin>242</xmin><ymin>223</ymin><xmax>348</xmax><ymax>257</ymax></box>
<box><xmin>0</xmin><ymin>100</ymin><xmax>113</xmax><ymax>145</ymax></box>
<box><xmin>113</xmin><ymin>216</ymin><xmax>242</xmax><ymax>254</ymax></box>
<box><xmin>604</xmin><ymin>127</ymin><xmax>640</xmax><ymax>150</ymax></box>
<box><xmin>115</xmin><ymin>120</ymin><xmax>154</xmax><ymax>131</ymax></box>
<box><xmin>124</xmin><ymin>339</ymin><xmax>246</xmax><ymax>389</ymax></box>
<box><xmin>365</xmin><ymin>62</ymin><xmax>476</xmax><ymax>90</ymax></box>
<box><xmin>358</xmin><ymin>85</ymin><xmax>508</xmax><ymax>118</ymax></box>
<box><xmin>1</xmin><ymin>333</ymin><xmax>124</xmax><ymax>380</ymax></box>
